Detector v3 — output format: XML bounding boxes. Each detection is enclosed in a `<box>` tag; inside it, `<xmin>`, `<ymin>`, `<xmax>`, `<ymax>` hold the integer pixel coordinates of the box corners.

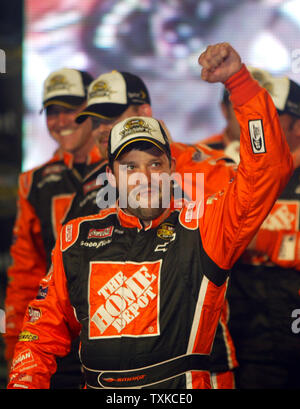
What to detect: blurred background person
<box><xmin>4</xmin><ymin>68</ymin><xmax>100</xmax><ymax>389</ymax></box>
<box><xmin>204</xmin><ymin>66</ymin><xmax>300</xmax><ymax>389</ymax></box>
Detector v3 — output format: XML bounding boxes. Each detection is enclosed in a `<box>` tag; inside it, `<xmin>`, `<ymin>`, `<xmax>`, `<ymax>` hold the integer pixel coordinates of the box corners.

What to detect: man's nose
<box><xmin>100</xmin><ymin>122</ymin><xmax>114</xmax><ymax>132</ymax></box>
<box><xmin>57</xmin><ymin>111</ymin><xmax>72</xmax><ymax>127</ymax></box>
<box><xmin>138</xmin><ymin>166</ymin><xmax>152</xmax><ymax>183</ymax></box>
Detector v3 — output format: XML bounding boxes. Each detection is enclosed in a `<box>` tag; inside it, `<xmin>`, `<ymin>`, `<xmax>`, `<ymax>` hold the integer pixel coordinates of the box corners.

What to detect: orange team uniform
<box><xmin>4</xmin><ymin>146</ymin><xmax>102</xmax><ymax>361</ymax></box>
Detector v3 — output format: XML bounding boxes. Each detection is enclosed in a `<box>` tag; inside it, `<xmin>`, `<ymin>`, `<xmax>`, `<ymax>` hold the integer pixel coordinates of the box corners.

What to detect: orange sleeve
<box><xmin>4</xmin><ymin>173</ymin><xmax>47</xmax><ymax>361</ymax></box>
<box><xmin>172</xmin><ymin>142</ymin><xmax>237</xmax><ymax>200</ymax></box>
<box><xmin>199</xmin><ymin>65</ymin><xmax>293</xmax><ymax>270</ymax></box>
<box><xmin>7</xmin><ymin>234</ymin><xmax>81</xmax><ymax>389</ymax></box>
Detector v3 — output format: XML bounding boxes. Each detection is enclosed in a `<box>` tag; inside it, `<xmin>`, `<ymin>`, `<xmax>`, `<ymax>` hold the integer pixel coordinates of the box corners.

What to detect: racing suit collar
<box><xmin>60</xmin><ymin>145</ymin><xmax>103</xmax><ymax>169</ymax></box>
<box><xmin>116</xmin><ymin>199</ymin><xmax>175</xmax><ymax>230</ymax></box>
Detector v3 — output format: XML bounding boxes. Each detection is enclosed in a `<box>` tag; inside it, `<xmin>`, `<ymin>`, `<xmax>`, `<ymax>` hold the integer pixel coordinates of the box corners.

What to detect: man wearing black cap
<box><xmin>4</xmin><ymin>67</ymin><xmax>102</xmax><ymax>388</ymax></box>
<box><xmin>42</xmin><ymin>68</ymin><xmax>97</xmax><ymax>162</ymax></box>
<box><xmin>76</xmin><ymin>70</ymin><xmax>153</xmax><ymax>160</ymax></box>
<box><xmin>7</xmin><ymin>43</ymin><xmax>293</xmax><ymax>389</ymax></box>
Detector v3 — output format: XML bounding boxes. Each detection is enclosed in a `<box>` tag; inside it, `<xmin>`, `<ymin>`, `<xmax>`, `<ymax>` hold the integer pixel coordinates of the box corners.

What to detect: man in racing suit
<box><xmin>7</xmin><ymin>43</ymin><xmax>293</xmax><ymax>389</ymax></box>
<box><xmin>4</xmin><ymin>68</ymin><xmax>102</xmax><ymax>388</ymax></box>
<box><xmin>64</xmin><ymin>70</ymin><xmax>239</xmax><ymax>387</ymax></box>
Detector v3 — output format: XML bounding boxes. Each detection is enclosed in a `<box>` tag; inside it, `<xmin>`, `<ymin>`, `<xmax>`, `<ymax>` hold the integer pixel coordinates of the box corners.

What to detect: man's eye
<box><xmin>46</xmin><ymin>106</ymin><xmax>76</xmax><ymax>116</ymax></box>
<box><xmin>151</xmin><ymin>162</ymin><xmax>161</xmax><ymax>168</ymax></box>
<box><xmin>126</xmin><ymin>164</ymin><xmax>135</xmax><ymax>171</ymax></box>
<box><xmin>91</xmin><ymin>117</ymin><xmax>102</xmax><ymax>129</ymax></box>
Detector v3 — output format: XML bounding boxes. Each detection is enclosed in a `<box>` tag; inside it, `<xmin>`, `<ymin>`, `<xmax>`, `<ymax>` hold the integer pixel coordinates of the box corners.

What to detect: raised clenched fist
<box><xmin>198</xmin><ymin>42</ymin><xmax>242</xmax><ymax>83</ymax></box>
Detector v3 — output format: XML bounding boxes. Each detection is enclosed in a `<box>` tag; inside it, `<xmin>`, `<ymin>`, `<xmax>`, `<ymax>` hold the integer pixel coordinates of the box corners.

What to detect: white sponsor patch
<box><xmin>65</xmin><ymin>224</ymin><xmax>73</xmax><ymax>242</ymax></box>
<box><xmin>249</xmin><ymin>119</ymin><xmax>266</xmax><ymax>154</ymax></box>
<box><xmin>278</xmin><ymin>234</ymin><xmax>296</xmax><ymax>261</ymax></box>
<box><xmin>28</xmin><ymin>306</ymin><xmax>42</xmax><ymax>324</ymax></box>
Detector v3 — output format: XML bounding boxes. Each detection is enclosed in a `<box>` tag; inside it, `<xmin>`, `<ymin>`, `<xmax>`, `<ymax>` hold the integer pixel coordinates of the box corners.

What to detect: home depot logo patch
<box><xmin>89</xmin><ymin>260</ymin><xmax>162</xmax><ymax>339</ymax></box>
<box><xmin>261</xmin><ymin>201</ymin><xmax>299</xmax><ymax>231</ymax></box>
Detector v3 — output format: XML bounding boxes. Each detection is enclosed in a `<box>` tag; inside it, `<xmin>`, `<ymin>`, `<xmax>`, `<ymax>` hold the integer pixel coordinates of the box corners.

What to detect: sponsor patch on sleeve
<box><xmin>18</xmin><ymin>331</ymin><xmax>39</xmax><ymax>342</ymax></box>
<box><xmin>11</xmin><ymin>349</ymin><xmax>35</xmax><ymax>371</ymax></box>
<box><xmin>36</xmin><ymin>285</ymin><xmax>48</xmax><ymax>300</ymax></box>
<box><xmin>28</xmin><ymin>306</ymin><xmax>42</xmax><ymax>324</ymax></box>
<box><xmin>65</xmin><ymin>223</ymin><xmax>73</xmax><ymax>242</ymax></box>
<box><xmin>249</xmin><ymin>119</ymin><xmax>266</xmax><ymax>154</ymax></box>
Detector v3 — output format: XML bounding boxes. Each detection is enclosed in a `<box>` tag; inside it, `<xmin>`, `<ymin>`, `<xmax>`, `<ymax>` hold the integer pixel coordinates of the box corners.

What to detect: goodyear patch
<box><xmin>157</xmin><ymin>223</ymin><xmax>175</xmax><ymax>240</ymax></box>
<box><xmin>18</xmin><ymin>331</ymin><xmax>38</xmax><ymax>342</ymax></box>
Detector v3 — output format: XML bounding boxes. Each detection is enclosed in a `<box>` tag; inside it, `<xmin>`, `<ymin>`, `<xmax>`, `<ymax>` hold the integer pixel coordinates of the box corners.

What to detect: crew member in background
<box><xmin>226</xmin><ymin>68</ymin><xmax>300</xmax><ymax>389</ymax></box>
<box><xmin>204</xmin><ymin>65</ymin><xmax>300</xmax><ymax>388</ymax></box>
<box><xmin>4</xmin><ymin>68</ymin><xmax>101</xmax><ymax>388</ymax></box>
<box><xmin>201</xmin><ymin>86</ymin><xmax>240</xmax><ymax>164</ymax></box>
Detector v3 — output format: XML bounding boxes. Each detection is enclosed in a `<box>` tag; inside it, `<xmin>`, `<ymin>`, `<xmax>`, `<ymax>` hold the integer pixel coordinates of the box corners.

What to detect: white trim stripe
<box><xmin>186</xmin><ymin>275</ymin><xmax>209</xmax><ymax>353</ymax></box>
<box><xmin>211</xmin><ymin>372</ymin><xmax>218</xmax><ymax>389</ymax></box>
<box><xmin>185</xmin><ymin>372</ymin><xmax>193</xmax><ymax>389</ymax></box>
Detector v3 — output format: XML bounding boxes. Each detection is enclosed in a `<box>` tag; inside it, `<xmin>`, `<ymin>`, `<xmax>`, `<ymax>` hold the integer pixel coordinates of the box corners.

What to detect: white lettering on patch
<box><xmin>249</xmin><ymin>119</ymin><xmax>266</xmax><ymax>154</ymax></box>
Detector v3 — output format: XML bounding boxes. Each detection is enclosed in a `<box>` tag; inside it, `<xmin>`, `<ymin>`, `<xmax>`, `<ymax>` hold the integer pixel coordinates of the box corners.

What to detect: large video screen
<box><xmin>24</xmin><ymin>0</ymin><xmax>300</xmax><ymax>170</ymax></box>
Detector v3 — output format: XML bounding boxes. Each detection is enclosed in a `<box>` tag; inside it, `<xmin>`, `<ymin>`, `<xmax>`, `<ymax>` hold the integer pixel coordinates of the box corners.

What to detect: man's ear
<box><xmin>137</xmin><ymin>104</ymin><xmax>152</xmax><ymax>117</ymax></box>
<box><xmin>106</xmin><ymin>164</ymin><xmax>116</xmax><ymax>187</ymax></box>
<box><xmin>170</xmin><ymin>157</ymin><xmax>176</xmax><ymax>173</ymax></box>
<box><xmin>159</xmin><ymin>120</ymin><xmax>173</xmax><ymax>143</ymax></box>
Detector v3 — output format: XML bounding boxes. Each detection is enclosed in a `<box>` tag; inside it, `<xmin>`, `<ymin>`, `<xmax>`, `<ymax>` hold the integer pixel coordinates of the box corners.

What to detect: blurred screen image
<box><xmin>24</xmin><ymin>0</ymin><xmax>300</xmax><ymax>170</ymax></box>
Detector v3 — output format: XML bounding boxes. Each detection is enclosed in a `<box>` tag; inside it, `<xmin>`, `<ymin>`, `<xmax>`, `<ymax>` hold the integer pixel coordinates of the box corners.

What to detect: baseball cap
<box><xmin>76</xmin><ymin>71</ymin><xmax>151</xmax><ymax>123</ymax></box>
<box><xmin>41</xmin><ymin>68</ymin><xmax>93</xmax><ymax>112</ymax></box>
<box><xmin>247</xmin><ymin>66</ymin><xmax>300</xmax><ymax>118</ymax></box>
<box><xmin>108</xmin><ymin>116</ymin><xmax>171</xmax><ymax>164</ymax></box>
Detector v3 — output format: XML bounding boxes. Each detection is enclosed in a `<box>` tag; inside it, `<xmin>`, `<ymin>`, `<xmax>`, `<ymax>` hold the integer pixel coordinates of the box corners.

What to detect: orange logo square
<box><xmin>89</xmin><ymin>260</ymin><xmax>162</xmax><ymax>339</ymax></box>
<box><xmin>261</xmin><ymin>201</ymin><xmax>299</xmax><ymax>231</ymax></box>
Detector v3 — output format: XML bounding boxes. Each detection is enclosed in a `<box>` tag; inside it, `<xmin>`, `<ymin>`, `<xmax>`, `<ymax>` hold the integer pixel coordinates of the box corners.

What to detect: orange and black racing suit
<box><xmin>63</xmin><ymin>135</ymin><xmax>239</xmax><ymax>388</ymax></box>
<box><xmin>7</xmin><ymin>66</ymin><xmax>293</xmax><ymax>389</ymax></box>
